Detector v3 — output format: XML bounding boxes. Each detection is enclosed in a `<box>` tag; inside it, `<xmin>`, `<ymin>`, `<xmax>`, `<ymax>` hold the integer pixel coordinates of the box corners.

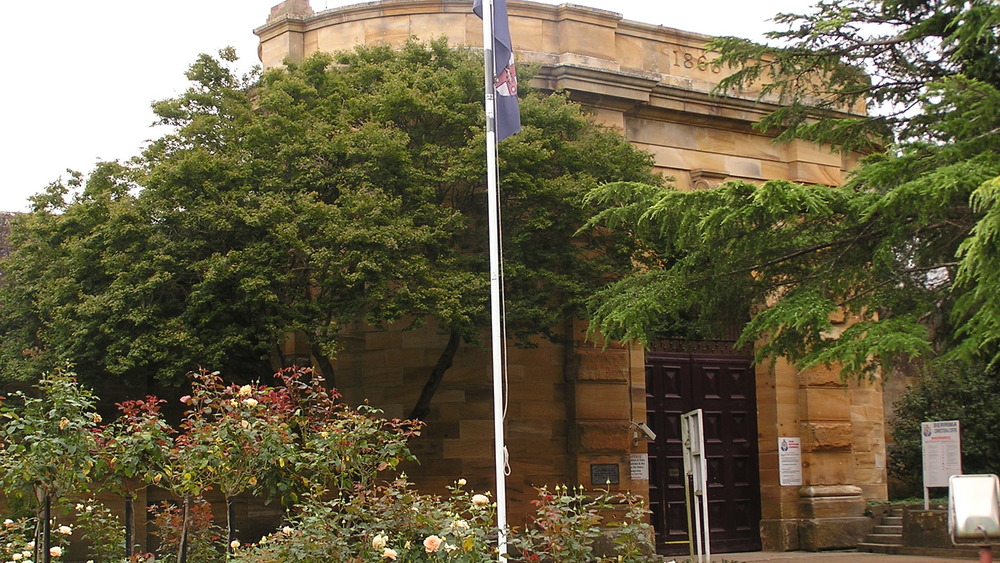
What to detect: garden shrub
<box><xmin>148</xmin><ymin>499</ymin><xmax>224</xmax><ymax>563</ymax></box>
<box><xmin>0</xmin><ymin>368</ymin><xmax>656</xmax><ymax>562</ymax></box>
<box><xmin>889</xmin><ymin>362</ymin><xmax>1000</xmax><ymax>489</ymax></box>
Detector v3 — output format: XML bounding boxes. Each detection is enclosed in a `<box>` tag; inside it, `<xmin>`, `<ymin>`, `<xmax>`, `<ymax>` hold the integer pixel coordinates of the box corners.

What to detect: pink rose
<box><xmin>423</xmin><ymin>535</ymin><xmax>443</xmax><ymax>553</ymax></box>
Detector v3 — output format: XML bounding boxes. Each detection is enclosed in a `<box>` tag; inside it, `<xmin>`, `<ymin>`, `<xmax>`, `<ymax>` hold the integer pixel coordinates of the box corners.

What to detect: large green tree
<box><xmin>0</xmin><ymin>41</ymin><xmax>657</xmax><ymax>405</ymax></box>
<box><xmin>583</xmin><ymin>0</ymin><xmax>1000</xmax><ymax>375</ymax></box>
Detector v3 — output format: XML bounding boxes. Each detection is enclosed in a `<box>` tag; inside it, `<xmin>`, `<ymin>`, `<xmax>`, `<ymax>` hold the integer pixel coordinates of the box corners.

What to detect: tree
<box><xmin>0</xmin><ymin>369</ymin><xmax>100</xmax><ymax>563</ymax></box>
<box><xmin>0</xmin><ymin>41</ymin><xmax>658</xmax><ymax>399</ymax></box>
<box><xmin>94</xmin><ymin>395</ymin><xmax>173</xmax><ymax>558</ymax></box>
<box><xmin>583</xmin><ymin>0</ymin><xmax>1000</xmax><ymax>375</ymax></box>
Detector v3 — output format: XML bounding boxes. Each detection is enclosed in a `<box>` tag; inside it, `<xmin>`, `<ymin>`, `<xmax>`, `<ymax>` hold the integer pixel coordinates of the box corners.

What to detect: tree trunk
<box><xmin>226</xmin><ymin>496</ymin><xmax>237</xmax><ymax>550</ymax></box>
<box><xmin>409</xmin><ymin>331</ymin><xmax>461</xmax><ymax>420</ymax></box>
<box><xmin>178</xmin><ymin>495</ymin><xmax>190</xmax><ymax>563</ymax></box>
<box><xmin>41</xmin><ymin>492</ymin><xmax>51</xmax><ymax>563</ymax></box>
<box><xmin>310</xmin><ymin>342</ymin><xmax>337</xmax><ymax>389</ymax></box>
<box><xmin>124</xmin><ymin>494</ymin><xmax>134</xmax><ymax>559</ymax></box>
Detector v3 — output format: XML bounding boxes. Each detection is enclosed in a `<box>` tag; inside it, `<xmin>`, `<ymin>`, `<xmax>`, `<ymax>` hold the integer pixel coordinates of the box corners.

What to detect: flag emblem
<box><xmin>473</xmin><ymin>0</ymin><xmax>521</xmax><ymax>140</ymax></box>
<box><xmin>495</xmin><ymin>54</ymin><xmax>517</xmax><ymax>97</ymax></box>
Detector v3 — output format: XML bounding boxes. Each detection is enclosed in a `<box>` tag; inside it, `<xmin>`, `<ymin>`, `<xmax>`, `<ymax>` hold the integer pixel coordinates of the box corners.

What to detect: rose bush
<box><xmin>0</xmin><ymin>368</ymin><xmax>656</xmax><ymax>562</ymax></box>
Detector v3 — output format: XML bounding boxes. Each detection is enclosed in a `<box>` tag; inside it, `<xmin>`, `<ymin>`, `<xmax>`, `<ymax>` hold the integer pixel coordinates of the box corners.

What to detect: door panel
<box><xmin>646</xmin><ymin>352</ymin><xmax>762</xmax><ymax>554</ymax></box>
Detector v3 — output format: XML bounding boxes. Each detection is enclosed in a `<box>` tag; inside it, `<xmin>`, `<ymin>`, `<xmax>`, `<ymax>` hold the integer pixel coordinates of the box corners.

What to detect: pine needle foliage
<box><xmin>584</xmin><ymin>0</ymin><xmax>1000</xmax><ymax>376</ymax></box>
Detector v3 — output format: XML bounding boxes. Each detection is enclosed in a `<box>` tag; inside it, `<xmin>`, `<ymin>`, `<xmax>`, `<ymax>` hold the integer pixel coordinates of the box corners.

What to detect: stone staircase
<box><xmin>858</xmin><ymin>508</ymin><xmax>904</xmax><ymax>553</ymax></box>
<box><xmin>858</xmin><ymin>506</ymin><xmax>979</xmax><ymax>558</ymax></box>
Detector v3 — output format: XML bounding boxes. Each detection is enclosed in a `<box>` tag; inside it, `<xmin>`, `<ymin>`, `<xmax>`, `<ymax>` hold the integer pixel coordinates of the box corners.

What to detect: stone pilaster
<box><xmin>564</xmin><ymin>320</ymin><xmax>649</xmax><ymax>502</ymax></box>
<box><xmin>757</xmin><ymin>358</ymin><xmax>887</xmax><ymax>551</ymax></box>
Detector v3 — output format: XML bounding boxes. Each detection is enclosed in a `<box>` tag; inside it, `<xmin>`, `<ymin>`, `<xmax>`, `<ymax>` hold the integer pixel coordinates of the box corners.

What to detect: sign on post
<box><xmin>922</xmin><ymin>420</ymin><xmax>962</xmax><ymax>509</ymax></box>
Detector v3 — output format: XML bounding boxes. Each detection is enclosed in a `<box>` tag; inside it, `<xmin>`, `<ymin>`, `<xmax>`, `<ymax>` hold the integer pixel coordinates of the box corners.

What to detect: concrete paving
<box><xmin>661</xmin><ymin>550</ymin><xmax>983</xmax><ymax>562</ymax></box>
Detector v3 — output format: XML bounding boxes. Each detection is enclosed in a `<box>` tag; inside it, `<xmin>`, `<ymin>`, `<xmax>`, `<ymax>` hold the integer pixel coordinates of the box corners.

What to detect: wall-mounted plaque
<box><xmin>590</xmin><ymin>463</ymin><xmax>620</xmax><ymax>486</ymax></box>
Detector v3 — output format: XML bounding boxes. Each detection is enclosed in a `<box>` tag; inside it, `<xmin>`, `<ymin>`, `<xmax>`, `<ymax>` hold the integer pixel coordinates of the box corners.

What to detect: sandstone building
<box><xmin>255</xmin><ymin>0</ymin><xmax>887</xmax><ymax>553</ymax></box>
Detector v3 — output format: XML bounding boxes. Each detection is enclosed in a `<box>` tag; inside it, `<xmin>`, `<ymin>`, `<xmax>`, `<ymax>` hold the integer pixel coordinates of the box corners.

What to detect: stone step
<box><xmin>883</xmin><ymin>516</ymin><xmax>903</xmax><ymax>525</ymax></box>
<box><xmin>864</xmin><ymin>533</ymin><xmax>905</xmax><ymax>545</ymax></box>
<box><xmin>858</xmin><ymin>541</ymin><xmax>904</xmax><ymax>554</ymax></box>
<box><xmin>872</xmin><ymin>524</ymin><xmax>903</xmax><ymax>534</ymax></box>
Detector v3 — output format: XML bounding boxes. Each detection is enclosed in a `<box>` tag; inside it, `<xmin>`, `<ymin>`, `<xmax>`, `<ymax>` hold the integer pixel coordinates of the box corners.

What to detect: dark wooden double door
<box><xmin>645</xmin><ymin>351</ymin><xmax>762</xmax><ymax>555</ymax></box>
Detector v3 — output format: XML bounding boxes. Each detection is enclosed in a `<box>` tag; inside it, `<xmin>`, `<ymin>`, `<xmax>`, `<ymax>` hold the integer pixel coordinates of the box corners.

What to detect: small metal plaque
<box><xmin>590</xmin><ymin>463</ymin><xmax>620</xmax><ymax>486</ymax></box>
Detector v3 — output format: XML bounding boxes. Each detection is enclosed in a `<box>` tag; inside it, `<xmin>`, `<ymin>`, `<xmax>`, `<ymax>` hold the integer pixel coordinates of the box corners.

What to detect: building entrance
<box><xmin>645</xmin><ymin>348</ymin><xmax>762</xmax><ymax>554</ymax></box>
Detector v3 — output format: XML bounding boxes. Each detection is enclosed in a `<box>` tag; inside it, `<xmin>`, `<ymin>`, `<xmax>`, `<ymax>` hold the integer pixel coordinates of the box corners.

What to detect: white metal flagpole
<box><xmin>478</xmin><ymin>0</ymin><xmax>510</xmax><ymax>560</ymax></box>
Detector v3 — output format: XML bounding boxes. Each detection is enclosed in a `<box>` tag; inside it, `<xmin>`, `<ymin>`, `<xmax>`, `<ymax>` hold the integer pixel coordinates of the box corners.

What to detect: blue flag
<box><xmin>473</xmin><ymin>0</ymin><xmax>521</xmax><ymax>141</ymax></box>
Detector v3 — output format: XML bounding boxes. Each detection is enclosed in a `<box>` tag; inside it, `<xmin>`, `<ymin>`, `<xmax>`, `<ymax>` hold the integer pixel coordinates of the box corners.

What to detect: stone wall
<box><xmin>320</xmin><ymin>318</ymin><xmax>647</xmax><ymax>526</ymax></box>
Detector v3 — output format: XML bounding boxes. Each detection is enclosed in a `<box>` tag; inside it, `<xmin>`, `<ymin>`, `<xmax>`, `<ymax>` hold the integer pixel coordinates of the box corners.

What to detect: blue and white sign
<box><xmin>922</xmin><ymin>420</ymin><xmax>962</xmax><ymax>488</ymax></box>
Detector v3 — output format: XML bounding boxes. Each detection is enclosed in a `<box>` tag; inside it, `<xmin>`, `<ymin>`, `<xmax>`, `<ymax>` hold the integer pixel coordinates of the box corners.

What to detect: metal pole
<box><xmin>479</xmin><ymin>1</ymin><xmax>509</xmax><ymax>560</ymax></box>
<box><xmin>684</xmin><ymin>473</ymin><xmax>695</xmax><ymax>559</ymax></box>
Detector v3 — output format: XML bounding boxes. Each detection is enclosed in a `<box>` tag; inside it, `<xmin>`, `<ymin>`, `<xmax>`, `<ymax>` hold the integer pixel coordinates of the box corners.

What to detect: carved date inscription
<box><xmin>669</xmin><ymin>48</ymin><xmax>721</xmax><ymax>74</ymax></box>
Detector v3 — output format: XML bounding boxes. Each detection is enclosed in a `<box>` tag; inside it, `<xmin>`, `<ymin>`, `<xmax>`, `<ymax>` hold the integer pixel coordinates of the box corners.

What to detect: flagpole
<box><xmin>479</xmin><ymin>0</ymin><xmax>509</xmax><ymax>560</ymax></box>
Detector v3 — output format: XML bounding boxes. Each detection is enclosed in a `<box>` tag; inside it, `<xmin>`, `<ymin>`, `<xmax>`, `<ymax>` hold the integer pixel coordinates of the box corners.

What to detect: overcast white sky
<box><xmin>0</xmin><ymin>0</ymin><xmax>812</xmax><ymax>212</ymax></box>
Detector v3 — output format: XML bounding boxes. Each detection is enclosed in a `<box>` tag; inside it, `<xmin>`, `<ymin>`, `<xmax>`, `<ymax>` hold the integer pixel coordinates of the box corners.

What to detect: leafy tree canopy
<box><xmin>583</xmin><ymin>0</ymin><xmax>1000</xmax><ymax>376</ymax></box>
<box><xmin>0</xmin><ymin>40</ymin><xmax>657</xmax><ymax>388</ymax></box>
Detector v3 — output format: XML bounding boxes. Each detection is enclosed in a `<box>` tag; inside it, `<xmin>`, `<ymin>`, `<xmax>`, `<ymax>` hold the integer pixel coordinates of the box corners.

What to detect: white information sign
<box><xmin>922</xmin><ymin>420</ymin><xmax>962</xmax><ymax>488</ymax></box>
<box><xmin>778</xmin><ymin>437</ymin><xmax>802</xmax><ymax>486</ymax></box>
<box><xmin>630</xmin><ymin>454</ymin><xmax>649</xmax><ymax>481</ymax></box>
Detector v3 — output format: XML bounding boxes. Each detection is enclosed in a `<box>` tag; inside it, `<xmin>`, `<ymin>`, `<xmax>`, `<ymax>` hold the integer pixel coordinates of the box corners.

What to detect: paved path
<box><xmin>662</xmin><ymin>550</ymin><xmax>981</xmax><ymax>562</ymax></box>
